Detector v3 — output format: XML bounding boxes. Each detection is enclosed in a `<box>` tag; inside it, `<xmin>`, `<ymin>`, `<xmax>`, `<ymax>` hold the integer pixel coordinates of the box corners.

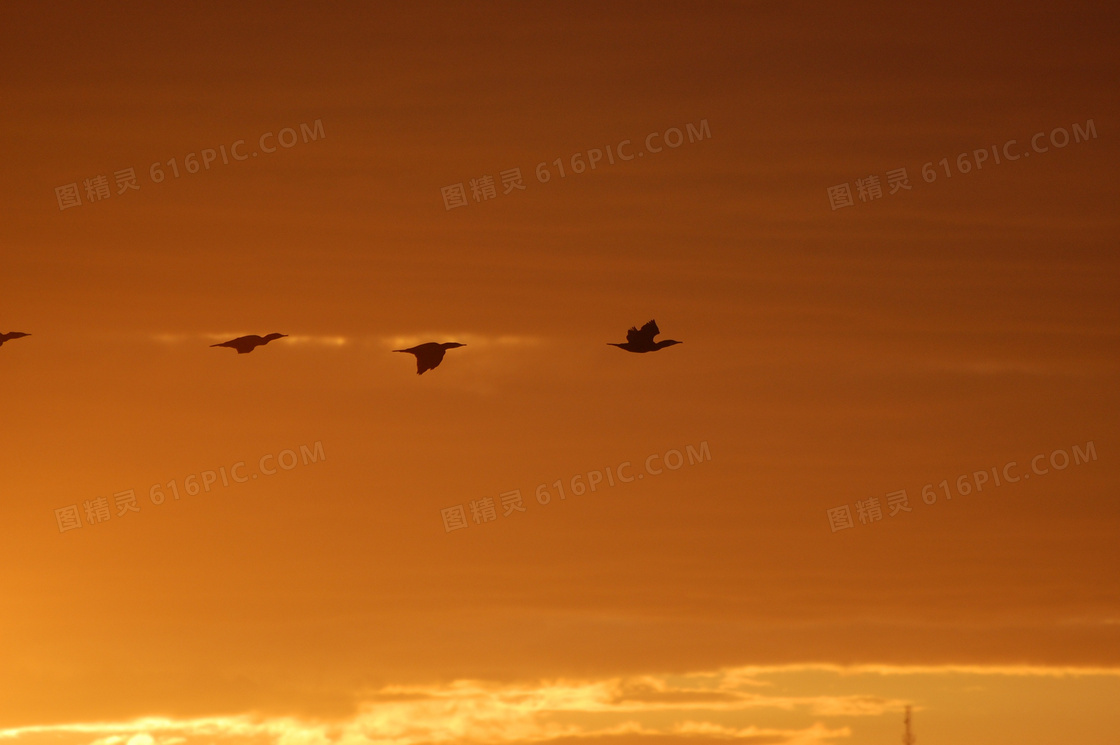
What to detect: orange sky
<box><xmin>1</xmin><ymin>2</ymin><xmax>1118</xmax><ymax>744</ymax></box>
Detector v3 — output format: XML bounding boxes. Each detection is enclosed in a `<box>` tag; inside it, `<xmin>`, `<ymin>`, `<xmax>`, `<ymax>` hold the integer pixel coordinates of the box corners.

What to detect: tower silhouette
<box><xmin>902</xmin><ymin>705</ymin><xmax>915</xmax><ymax>745</ymax></box>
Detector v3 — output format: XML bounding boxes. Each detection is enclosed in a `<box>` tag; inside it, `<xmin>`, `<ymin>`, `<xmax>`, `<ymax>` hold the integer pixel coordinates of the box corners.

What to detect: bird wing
<box><xmin>627</xmin><ymin>320</ymin><xmax>659</xmax><ymax>345</ymax></box>
<box><xmin>212</xmin><ymin>336</ymin><xmax>256</xmax><ymax>352</ymax></box>
<box><xmin>414</xmin><ymin>346</ymin><xmax>446</xmax><ymax>374</ymax></box>
<box><xmin>395</xmin><ymin>344</ymin><xmax>447</xmax><ymax>374</ymax></box>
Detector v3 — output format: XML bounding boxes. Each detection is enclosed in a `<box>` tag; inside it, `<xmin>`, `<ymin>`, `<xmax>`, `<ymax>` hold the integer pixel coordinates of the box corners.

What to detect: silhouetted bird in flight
<box><xmin>394</xmin><ymin>342</ymin><xmax>466</xmax><ymax>374</ymax></box>
<box><xmin>608</xmin><ymin>320</ymin><xmax>682</xmax><ymax>353</ymax></box>
<box><xmin>0</xmin><ymin>331</ymin><xmax>30</xmax><ymax>347</ymax></box>
<box><xmin>210</xmin><ymin>333</ymin><xmax>287</xmax><ymax>354</ymax></box>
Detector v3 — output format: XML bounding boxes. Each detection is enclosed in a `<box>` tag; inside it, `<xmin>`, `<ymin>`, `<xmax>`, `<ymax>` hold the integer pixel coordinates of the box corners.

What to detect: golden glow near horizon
<box><xmin>3</xmin><ymin>666</ymin><xmax>1120</xmax><ymax>745</ymax></box>
<box><xmin>2</xmin><ymin>2</ymin><xmax>1118</xmax><ymax>744</ymax></box>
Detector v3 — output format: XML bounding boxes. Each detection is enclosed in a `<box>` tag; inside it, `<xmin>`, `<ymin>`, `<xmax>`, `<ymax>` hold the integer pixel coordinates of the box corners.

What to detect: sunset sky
<box><xmin>1</xmin><ymin>2</ymin><xmax>1118</xmax><ymax>744</ymax></box>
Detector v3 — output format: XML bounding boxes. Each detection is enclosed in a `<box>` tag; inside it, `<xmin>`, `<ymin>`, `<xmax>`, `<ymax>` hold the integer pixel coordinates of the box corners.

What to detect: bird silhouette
<box><xmin>394</xmin><ymin>342</ymin><xmax>466</xmax><ymax>374</ymax></box>
<box><xmin>210</xmin><ymin>333</ymin><xmax>288</xmax><ymax>354</ymax></box>
<box><xmin>0</xmin><ymin>331</ymin><xmax>31</xmax><ymax>347</ymax></box>
<box><xmin>608</xmin><ymin>320</ymin><xmax>681</xmax><ymax>353</ymax></box>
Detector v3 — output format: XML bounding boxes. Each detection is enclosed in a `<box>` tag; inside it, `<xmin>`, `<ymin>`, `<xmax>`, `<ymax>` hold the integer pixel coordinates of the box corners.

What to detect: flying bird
<box><xmin>210</xmin><ymin>333</ymin><xmax>288</xmax><ymax>354</ymax></box>
<box><xmin>608</xmin><ymin>320</ymin><xmax>682</xmax><ymax>353</ymax></box>
<box><xmin>0</xmin><ymin>331</ymin><xmax>30</xmax><ymax>347</ymax></box>
<box><xmin>394</xmin><ymin>342</ymin><xmax>466</xmax><ymax>374</ymax></box>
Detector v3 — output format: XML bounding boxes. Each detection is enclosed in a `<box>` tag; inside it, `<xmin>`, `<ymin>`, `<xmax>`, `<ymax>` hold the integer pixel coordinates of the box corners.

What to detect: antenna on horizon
<box><xmin>902</xmin><ymin>705</ymin><xmax>915</xmax><ymax>745</ymax></box>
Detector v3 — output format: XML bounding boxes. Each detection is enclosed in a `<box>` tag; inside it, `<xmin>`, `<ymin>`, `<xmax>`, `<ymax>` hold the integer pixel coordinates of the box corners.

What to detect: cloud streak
<box><xmin>13</xmin><ymin>663</ymin><xmax>1117</xmax><ymax>745</ymax></box>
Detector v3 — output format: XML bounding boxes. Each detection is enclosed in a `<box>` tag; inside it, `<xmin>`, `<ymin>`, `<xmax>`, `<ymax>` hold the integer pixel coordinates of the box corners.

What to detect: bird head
<box><xmin>660</xmin><ymin>339</ymin><xmax>683</xmax><ymax>347</ymax></box>
<box><xmin>264</xmin><ymin>333</ymin><xmax>288</xmax><ymax>341</ymax></box>
<box><xmin>443</xmin><ymin>342</ymin><xmax>466</xmax><ymax>349</ymax></box>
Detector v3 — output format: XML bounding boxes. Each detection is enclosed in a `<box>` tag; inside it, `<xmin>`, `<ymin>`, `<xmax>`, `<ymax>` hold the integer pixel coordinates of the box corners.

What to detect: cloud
<box><xmin>0</xmin><ymin>668</ymin><xmax>884</xmax><ymax>745</ymax></box>
<box><xmin>378</xmin><ymin>334</ymin><xmax>544</xmax><ymax>350</ymax></box>
<box><xmin>5</xmin><ymin>664</ymin><xmax>1118</xmax><ymax>745</ymax></box>
<box><xmin>147</xmin><ymin>332</ymin><xmax>347</xmax><ymax>346</ymax></box>
<box><xmin>144</xmin><ymin>333</ymin><xmax>543</xmax><ymax>351</ymax></box>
